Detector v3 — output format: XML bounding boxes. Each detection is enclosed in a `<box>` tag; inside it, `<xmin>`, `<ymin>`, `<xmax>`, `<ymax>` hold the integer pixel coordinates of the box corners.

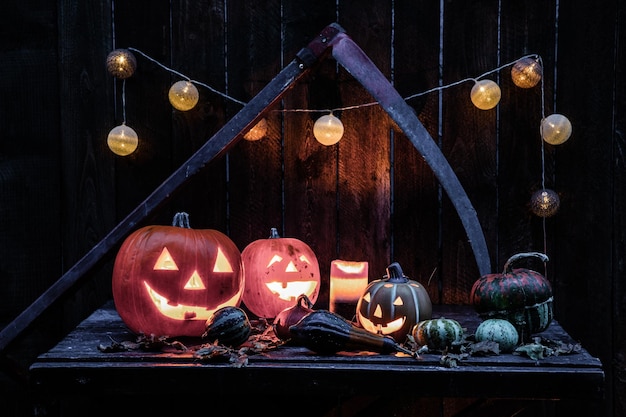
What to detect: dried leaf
<box><xmin>469</xmin><ymin>340</ymin><xmax>500</xmax><ymax>356</ymax></box>
<box><xmin>514</xmin><ymin>343</ymin><xmax>554</xmax><ymax>360</ymax></box>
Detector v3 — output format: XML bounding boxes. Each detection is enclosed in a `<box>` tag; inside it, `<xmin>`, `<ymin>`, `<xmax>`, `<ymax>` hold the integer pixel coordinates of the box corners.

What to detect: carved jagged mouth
<box><xmin>359</xmin><ymin>315</ymin><xmax>406</xmax><ymax>335</ymax></box>
<box><xmin>144</xmin><ymin>281</ymin><xmax>242</xmax><ymax>321</ymax></box>
<box><xmin>264</xmin><ymin>281</ymin><xmax>318</xmax><ymax>301</ymax></box>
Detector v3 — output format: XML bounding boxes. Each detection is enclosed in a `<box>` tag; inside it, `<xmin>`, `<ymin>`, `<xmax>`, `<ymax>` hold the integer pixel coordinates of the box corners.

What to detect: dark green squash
<box><xmin>203</xmin><ymin>306</ymin><xmax>251</xmax><ymax>347</ymax></box>
<box><xmin>470</xmin><ymin>252</ymin><xmax>552</xmax><ymax>342</ymax></box>
<box><xmin>289</xmin><ymin>309</ymin><xmax>415</xmax><ymax>357</ymax></box>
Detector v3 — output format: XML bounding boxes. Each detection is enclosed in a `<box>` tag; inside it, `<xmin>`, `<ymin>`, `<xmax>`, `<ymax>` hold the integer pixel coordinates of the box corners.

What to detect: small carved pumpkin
<box><xmin>241</xmin><ymin>228</ymin><xmax>320</xmax><ymax>319</ymax></box>
<box><xmin>112</xmin><ymin>212</ymin><xmax>244</xmax><ymax>338</ymax></box>
<box><xmin>470</xmin><ymin>252</ymin><xmax>552</xmax><ymax>342</ymax></box>
<box><xmin>356</xmin><ymin>262</ymin><xmax>432</xmax><ymax>343</ymax></box>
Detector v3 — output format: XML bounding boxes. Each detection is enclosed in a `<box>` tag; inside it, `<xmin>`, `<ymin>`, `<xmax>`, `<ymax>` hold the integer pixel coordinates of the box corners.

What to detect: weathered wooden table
<box><xmin>29</xmin><ymin>301</ymin><xmax>604</xmax><ymax>416</ymax></box>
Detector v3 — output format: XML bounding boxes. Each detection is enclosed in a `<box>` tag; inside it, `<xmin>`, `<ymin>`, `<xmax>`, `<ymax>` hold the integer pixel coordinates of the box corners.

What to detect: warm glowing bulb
<box><xmin>541</xmin><ymin>113</ymin><xmax>572</xmax><ymax>145</ymax></box>
<box><xmin>530</xmin><ymin>189</ymin><xmax>560</xmax><ymax>217</ymax></box>
<box><xmin>470</xmin><ymin>79</ymin><xmax>501</xmax><ymax>110</ymax></box>
<box><xmin>106</xmin><ymin>49</ymin><xmax>137</xmax><ymax>79</ymax></box>
<box><xmin>511</xmin><ymin>57</ymin><xmax>542</xmax><ymax>88</ymax></box>
<box><xmin>107</xmin><ymin>124</ymin><xmax>138</xmax><ymax>156</ymax></box>
<box><xmin>314</xmin><ymin>113</ymin><xmax>344</xmax><ymax>145</ymax></box>
<box><xmin>168</xmin><ymin>81</ymin><xmax>199</xmax><ymax>111</ymax></box>
<box><xmin>244</xmin><ymin>118</ymin><xmax>268</xmax><ymax>141</ymax></box>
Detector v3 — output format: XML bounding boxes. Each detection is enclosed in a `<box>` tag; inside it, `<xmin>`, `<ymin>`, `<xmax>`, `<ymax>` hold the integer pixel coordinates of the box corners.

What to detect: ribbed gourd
<box><xmin>412</xmin><ymin>317</ymin><xmax>464</xmax><ymax>351</ymax></box>
<box><xmin>470</xmin><ymin>252</ymin><xmax>552</xmax><ymax>342</ymax></box>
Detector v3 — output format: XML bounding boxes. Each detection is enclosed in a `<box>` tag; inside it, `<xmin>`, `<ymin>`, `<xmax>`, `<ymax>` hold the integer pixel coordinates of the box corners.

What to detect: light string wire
<box><xmin>122</xmin><ymin>47</ymin><xmax>540</xmax><ymax>114</ymax></box>
<box><xmin>127</xmin><ymin>47</ymin><xmax>247</xmax><ymax>106</ymax></box>
<box><xmin>115</xmin><ymin>47</ymin><xmax>556</xmax><ymax>222</ymax></box>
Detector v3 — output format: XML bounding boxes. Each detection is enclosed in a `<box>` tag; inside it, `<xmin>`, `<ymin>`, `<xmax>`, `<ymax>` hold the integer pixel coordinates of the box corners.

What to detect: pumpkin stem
<box><xmin>297</xmin><ymin>293</ymin><xmax>314</xmax><ymax>309</ymax></box>
<box><xmin>269</xmin><ymin>227</ymin><xmax>280</xmax><ymax>238</ymax></box>
<box><xmin>384</xmin><ymin>262</ymin><xmax>409</xmax><ymax>283</ymax></box>
<box><xmin>503</xmin><ymin>252</ymin><xmax>549</xmax><ymax>274</ymax></box>
<box><xmin>172</xmin><ymin>212</ymin><xmax>191</xmax><ymax>228</ymax></box>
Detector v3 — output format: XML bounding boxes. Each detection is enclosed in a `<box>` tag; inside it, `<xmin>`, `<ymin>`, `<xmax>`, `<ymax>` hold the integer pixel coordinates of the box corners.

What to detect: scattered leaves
<box><xmin>98</xmin><ymin>334</ymin><xmax>188</xmax><ymax>353</ymax></box>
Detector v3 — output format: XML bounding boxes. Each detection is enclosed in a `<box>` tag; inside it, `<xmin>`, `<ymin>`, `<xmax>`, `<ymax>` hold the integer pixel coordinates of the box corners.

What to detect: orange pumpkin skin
<box><xmin>112</xmin><ymin>213</ymin><xmax>244</xmax><ymax>338</ymax></box>
<box><xmin>241</xmin><ymin>228</ymin><xmax>320</xmax><ymax>319</ymax></box>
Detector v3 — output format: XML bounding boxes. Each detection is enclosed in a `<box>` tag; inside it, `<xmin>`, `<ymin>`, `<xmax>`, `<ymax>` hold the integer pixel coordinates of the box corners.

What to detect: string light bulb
<box><xmin>313</xmin><ymin>113</ymin><xmax>344</xmax><ymax>145</ymax></box>
<box><xmin>541</xmin><ymin>113</ymin><xmax>572</xmax><ymax>145</ymax></box>
<box><xmin>511</xmin><ymin>57</ymin><xmax>542</xmax><ymax>88</ymax></box>
<box><xmin>243</xmin><ymin>118</ymin><xmax>268</xmax><ymax>141</ymax></box>
<box><xmin>530</xmin><ymin>188</ymin><xmax>560</xmax><ymax>217</ymax></box>
<box><xmin>470</xmin><ymin>79</ymin><xmax>501</xmax><ymax>110</ymax></box>
<box><xmin>106</xmin><ymin>49</ymin><xmax>137</xmax><ymax>79</ymax></box>
<box><xmin>107</xmin><ymin>124</ymin><xmax>138</xmax><ymax>156</ymax></box>
<box><xmin>168</xmin><ymin>80</ymin><xmax>200</xmax><ymax>111</ymax></box>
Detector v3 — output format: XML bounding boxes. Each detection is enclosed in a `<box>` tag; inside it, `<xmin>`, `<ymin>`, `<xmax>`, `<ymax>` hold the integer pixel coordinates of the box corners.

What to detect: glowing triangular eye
<box><xmin>154</xmin><ymin>247</ymin><xmax>179</xmax><ymax>270</ymax></box>
<box><xmin>184</xmin><ymin>271</ymin><xmax>206</xmax><ymax>290</ymax></box>
<box><xmin>213</xmin><ymin>247</ymin><xmax>234</xmax><ymax>272</ymax></box>
<box><xmin>267</xmin><ymin>254</ymin><xmax>283</xmax><ymax>268</ymax></box>
<box><xmin>298</xmin><ymin>254</ymin><xmax>312</xmax><ymax>265</ymax></box>
<box><xmin>393</xmin><ymin>296</ymin><xmax>404</xmax><ymax>306</ymax></box>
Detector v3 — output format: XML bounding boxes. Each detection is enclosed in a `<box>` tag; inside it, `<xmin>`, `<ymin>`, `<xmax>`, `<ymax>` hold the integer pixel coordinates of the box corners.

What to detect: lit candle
<box><xmin>329</xmin><ymin>260</ymin><xmax>369</xmax><ymax>321</ymax></box>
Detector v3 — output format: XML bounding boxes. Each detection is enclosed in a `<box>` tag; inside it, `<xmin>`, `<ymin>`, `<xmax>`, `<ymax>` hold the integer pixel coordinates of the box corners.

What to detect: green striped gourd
<box><xmin>469</xmin><ymin>252</ymin><xmax>553</xmax><ymax>342</ymax></box>
<box><xmin>475</xmin><ymin>318</ymin><xmax>519</xmax><ymax>353</ymax></box>
<box><xmin>412</xmin><ymin>317</ymin><xmax>464</xmax><ymax>351</ymax></box>
<box><xmin>203</xmin><ymin>306</ymin><xmax>251</xmax><ymax>347</ymax></box>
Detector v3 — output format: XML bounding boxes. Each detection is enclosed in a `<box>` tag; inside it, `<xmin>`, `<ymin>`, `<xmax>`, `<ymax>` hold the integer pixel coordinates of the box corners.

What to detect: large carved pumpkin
<box><xmin>241</xmin><ymin>228</ymin><xmax>320</xmax><ymax>319</ymax></box>
<box><xmin>356</xmin><ymin>262</ymin><xmax>432</xmax><ymax>343</ymax></box>
<box><xmin>112</xmin><ymin>212</ymin><xmax>244</xmax><ymax>338</ymax></box>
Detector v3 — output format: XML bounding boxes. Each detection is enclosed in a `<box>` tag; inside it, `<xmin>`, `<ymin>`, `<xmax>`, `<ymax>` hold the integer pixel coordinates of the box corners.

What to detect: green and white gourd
<box><xmin>412</xmin><ymin>317</ymin><xmax>464</xmax><ymax>351</ymax></box>
<box><xmin>475</xmin><ymin>318</ymin><xmax>519</xmax><ymax>353</ymax></box>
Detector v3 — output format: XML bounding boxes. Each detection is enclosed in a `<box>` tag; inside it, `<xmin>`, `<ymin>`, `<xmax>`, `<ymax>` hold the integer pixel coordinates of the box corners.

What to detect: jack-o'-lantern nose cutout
<box><xmin>184</xmin><ymin>271</ymin><xmax>206</xmax><ymax>290</ymax></box>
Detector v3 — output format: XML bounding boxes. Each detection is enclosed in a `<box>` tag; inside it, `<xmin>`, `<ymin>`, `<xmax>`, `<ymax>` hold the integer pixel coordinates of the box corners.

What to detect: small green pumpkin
<box><xmin>203</xmin><ymin>306</ymin><xmax>251</xmax><ymax>347</ymax></box>
<box><xmin>475</xmin><ymin>318</ymin><xmax>519</xmax><ymax>353</ymax></box>
<box><xmin>412</xmin><ymin>317</ymin><xmax>464</xmax><ymax>351</ymax></box>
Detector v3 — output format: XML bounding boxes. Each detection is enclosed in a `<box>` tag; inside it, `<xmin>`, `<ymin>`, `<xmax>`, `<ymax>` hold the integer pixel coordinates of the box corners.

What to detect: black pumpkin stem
<box><xmin>172</xmin><ymin>212</ymin><xmax>191</xmax><ymax>228</ymax></box>
<box><xmin>384</xmin><ymin>262</ymin><xmax>409</xmax><ymax>283</ymax></box>
<box><xmin>503</xmin><ymin>252</ymin><xmax>549</xmax><ymax>274</ymax></box>
<box><xmin>269</xmin><ymin>227</ymin><xmax>280</xmax><ymax>238</ymax></box>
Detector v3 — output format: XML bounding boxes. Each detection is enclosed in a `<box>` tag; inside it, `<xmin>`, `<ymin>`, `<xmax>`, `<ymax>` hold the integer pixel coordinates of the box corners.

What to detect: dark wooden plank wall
<box><xmin>1</xmin><ymin>1</ymin><xmax>624</xmax><ymax>416</ymax></box>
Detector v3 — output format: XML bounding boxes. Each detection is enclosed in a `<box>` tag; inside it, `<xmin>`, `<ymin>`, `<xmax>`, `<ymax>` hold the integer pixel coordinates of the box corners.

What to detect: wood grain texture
<box><xmin>0</xmin><ymin>1</ymin><xmax>624</xmax><ymax>416</ymax></box>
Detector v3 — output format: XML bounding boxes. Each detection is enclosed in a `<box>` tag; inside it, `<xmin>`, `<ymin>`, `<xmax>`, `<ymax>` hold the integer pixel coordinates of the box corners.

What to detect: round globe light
<box><xmin>541</xmin><ymin>114</ymin><xmax>572</xmax><ymax>145</ymax></box>
<box><xmin>168</xmin><ymin>81</ymin><xmax>199</xmax><ymax>111</ymax></box>
<box><xmin>106</xmin><ymin>49</ymin><xmax>137</xmax><ymax>79</ymax></box>
<box><xmin>530</xmin><ymin>189</ymin><xmax>561</xmax><ymax>217</ymax></box>
<box><xmin>313</xmin><ymin>114</ymin><xmax>344</xmax><ymax>146</ymax></box>
<box><xmin>511</xmin><ymin>57</ymin><xmax>542</xmax><ymax>88</ymax></box>
<box><xmin>470</xmin><ymin>79</ymin><xmax>501</xmax><ymax>110</ymax></box>
<box><xmin>244</xmin><ymin>118</ymin><xmax>268</xmax><ymax>141</ymax></box>
<box><xmin>107</xmin><ymin>124</ymin><xmax>138</xmax><ymax>156</ymax></box>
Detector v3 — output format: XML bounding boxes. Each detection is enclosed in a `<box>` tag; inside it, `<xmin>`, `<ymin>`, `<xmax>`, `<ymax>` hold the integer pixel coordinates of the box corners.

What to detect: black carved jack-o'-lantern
<box><xmin>356</xmin><ymin>262</ymin><xmax>432</xmax><ymax>343</ymax></box>
<box><xmin>112</xmin><ymin>212</ymin><xmax>244</xmax><ymax>338</ymax></box>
